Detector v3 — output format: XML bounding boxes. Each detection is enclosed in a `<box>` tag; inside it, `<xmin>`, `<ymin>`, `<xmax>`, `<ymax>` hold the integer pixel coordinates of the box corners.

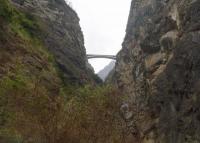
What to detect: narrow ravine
<box><xmin>0</xmin><ymin>0</ymin><xmax>200</xmax><ymax>143</ymax></box>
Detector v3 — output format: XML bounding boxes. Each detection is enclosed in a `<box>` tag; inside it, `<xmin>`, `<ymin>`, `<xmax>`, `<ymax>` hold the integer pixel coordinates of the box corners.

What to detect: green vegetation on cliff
<box><xmin>0</xmin><ymin>0</ymin><xmax>123</xmax><ymax>143</ymax></box>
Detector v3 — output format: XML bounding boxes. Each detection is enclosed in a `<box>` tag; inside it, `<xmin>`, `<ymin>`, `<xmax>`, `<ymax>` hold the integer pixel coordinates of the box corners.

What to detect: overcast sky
<box><xmin>68</xmin><ymin>0</ymin><xmax>131</xmax><ymax>73</ymax></box>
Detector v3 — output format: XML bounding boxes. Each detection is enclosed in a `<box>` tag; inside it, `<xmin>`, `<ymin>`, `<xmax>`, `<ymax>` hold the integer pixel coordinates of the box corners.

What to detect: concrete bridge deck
<box><xmin>87</xmin><ymin>54</ymin><xmax>116</xmax><ymax>60</ymax></box>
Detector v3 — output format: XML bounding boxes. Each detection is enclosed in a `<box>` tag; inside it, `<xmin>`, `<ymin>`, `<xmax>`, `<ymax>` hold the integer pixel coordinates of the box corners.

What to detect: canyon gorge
<box><xmin>0</xmin><ymin>0</ymin><xmax>200</xmax><ymax>143</ymax></box>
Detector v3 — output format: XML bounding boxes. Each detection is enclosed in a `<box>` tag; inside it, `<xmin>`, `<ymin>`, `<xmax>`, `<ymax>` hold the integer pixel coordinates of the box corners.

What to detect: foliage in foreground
<box><xmin>0</xmin><ymin>82</ymin><xmax>125</xmax><ymax>143</ymax></box>
<box><xmin>0</xmin><ymin>1</ymin><xmax>126</xmax><ymax>143</ymax></box>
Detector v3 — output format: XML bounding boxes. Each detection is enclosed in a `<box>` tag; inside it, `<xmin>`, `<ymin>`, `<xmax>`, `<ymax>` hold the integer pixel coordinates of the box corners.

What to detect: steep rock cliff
<box><xmin>116</xmin><ymin>0</ymin><xmax>200</xmax><ymax>142</ymax></box>
<box><xmin>0</xmin><ymin>0</ymin><xmax>104</xmax><ymax>142</ymax></box>
<box><xmin>11</xmin><ymin>0</ymin><xmax>99</xmax><ymax>84</ymax></box>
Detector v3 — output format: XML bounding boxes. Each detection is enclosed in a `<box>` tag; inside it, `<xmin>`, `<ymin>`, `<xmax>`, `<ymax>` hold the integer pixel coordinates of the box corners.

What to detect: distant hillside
<box><xmin>98</xmin><ymin>61</ymin><xmax>115</xmax><ymax>81</ymax></box>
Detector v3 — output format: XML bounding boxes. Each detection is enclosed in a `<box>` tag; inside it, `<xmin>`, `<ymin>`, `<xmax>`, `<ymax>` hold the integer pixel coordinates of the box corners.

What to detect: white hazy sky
<box><xmin>68</xmin><ymin>0</ymin><xmax>131</xmax><ymax>73</ymax></box>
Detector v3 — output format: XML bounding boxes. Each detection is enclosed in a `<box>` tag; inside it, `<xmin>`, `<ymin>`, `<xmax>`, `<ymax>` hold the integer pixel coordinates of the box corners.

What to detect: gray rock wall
<box><xmin>115</xmin><ymin>0</ymin><xmax>200</xmax><ymax>142</ymax></box>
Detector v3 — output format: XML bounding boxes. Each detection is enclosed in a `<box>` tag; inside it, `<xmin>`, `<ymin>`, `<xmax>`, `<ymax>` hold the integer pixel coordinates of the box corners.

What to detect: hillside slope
<box><xmin>115</xmin><ymin>0</ymin><xmax>200</xmax><ymax>142</ymax></box>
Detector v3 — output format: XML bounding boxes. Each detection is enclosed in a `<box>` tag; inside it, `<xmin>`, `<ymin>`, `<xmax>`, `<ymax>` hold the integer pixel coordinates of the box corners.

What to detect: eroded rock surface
<box><xmin>115</xmin><ymin>0</ymin><xmax>200</xmax><ymax>142</ymax></box>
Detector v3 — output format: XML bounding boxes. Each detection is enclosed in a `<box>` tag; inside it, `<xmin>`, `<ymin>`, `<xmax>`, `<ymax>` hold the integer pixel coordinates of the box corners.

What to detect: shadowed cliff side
<box><xmin>115</xmin><ymin>0</ymin><xmax>200</xmax><ymax>142</ymax></box>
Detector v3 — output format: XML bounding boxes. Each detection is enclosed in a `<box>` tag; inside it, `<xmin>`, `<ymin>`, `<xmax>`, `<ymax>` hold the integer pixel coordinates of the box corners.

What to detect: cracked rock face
<box><xmin>11</xmin><ymin>0</ymin><xmax>95</xmax><ymax>84</ymax></box>
<box><xmin>115</xmin><ymin>0</ymin><xmax>200</xmax><ymax>142</ymax></box>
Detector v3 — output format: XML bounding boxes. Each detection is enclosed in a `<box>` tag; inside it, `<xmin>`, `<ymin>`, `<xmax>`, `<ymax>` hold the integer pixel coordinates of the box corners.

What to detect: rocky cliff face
<box><xmin>0</xmin><ymin>0</ymin><xmax>104</xmax><ymax>142</ymax></box>
<box><xmin>11</xmin><ymin>0</ymin><xmax>97</xmax><ymax>84</ymax></box>
<box><xmin>115</xmin><ymin>0</ymin><xmax>200</xmax><ymax>142</ymax></box>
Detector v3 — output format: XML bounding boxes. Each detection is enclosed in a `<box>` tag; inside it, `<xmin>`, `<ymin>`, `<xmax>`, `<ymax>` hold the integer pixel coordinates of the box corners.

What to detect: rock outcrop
<box><xmin>115</xmin><ymin>0</ymin><xmax>200</xmax><ymax>142</ymax></box>
<box><xmin>11</xmin><ymin>0</ymin><xmax>98</xmax><ymax>84</ymax></box>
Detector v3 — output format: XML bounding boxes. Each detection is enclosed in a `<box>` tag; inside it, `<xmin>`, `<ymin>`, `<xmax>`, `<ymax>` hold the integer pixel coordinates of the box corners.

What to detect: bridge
<box><xmin>87</xmin><ymin>54</ymin><xmax>116</xmax><ymax>60</ymax></box>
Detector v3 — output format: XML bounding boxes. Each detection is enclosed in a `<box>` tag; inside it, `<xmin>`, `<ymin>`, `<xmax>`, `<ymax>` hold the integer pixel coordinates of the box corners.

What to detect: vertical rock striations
<box><xmin>115</xmin><ymin>0</ymin><xmax>200</xmax><ymax>142</ymax></box>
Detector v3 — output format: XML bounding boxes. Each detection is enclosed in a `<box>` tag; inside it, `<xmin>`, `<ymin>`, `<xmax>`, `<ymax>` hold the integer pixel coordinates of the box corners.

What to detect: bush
<box><xmin>0</xmin><ymin>81</ymin><xmax>124</xmax><ymax>143</ymax></box>
<box><xmin>0</xmin><ymin>0</ymin><xmax>13</xmax><ymax>21</ymax></box>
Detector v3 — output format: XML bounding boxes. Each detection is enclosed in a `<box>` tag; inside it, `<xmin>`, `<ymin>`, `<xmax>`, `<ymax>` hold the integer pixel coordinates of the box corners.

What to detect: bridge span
<box><xmin>87</xmin><ymin>54</ymin><xmax>116</xmax><ymax>60</ymax></box>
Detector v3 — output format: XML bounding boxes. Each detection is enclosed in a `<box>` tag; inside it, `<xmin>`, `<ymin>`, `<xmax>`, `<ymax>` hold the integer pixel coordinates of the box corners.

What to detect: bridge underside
<box><xmin>87</xmin><ymin>55</ymin><xmax>116</xmax><ymax>60</ymax></box>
